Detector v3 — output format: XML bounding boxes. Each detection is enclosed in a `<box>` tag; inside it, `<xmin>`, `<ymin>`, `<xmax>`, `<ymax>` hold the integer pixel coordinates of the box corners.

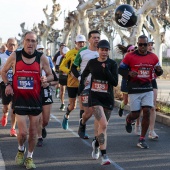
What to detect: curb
<box><xmin>115</xmin><ymin>99</ymin><xmax>170</xmax><ymax>127</ymax></box>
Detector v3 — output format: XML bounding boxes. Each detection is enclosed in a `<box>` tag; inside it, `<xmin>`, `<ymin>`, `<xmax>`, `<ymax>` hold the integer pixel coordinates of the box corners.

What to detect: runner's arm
<box><xmin>78</xmin><ymin>61</ymin><xmax>90</xmax><ymax>94</ymax></box>
<box><xmin>41</xmin><ymin>54</ymin><xmax>54</xmax><ymax>83</ymax></box>
<box><xmin>59</xmin><ymin>54</ymin><xmax>70</xmax><ymax>74</ymax></box>
<box><xmin>104</xmin><ymin>61</ymin><xmax>118</xmax><ymax>86</ymax></box>
<box><xmin>71</xmin><ymin>52</ymin><xmax>82</xmax><ymax>78</ymax></box>
<box><xmin>118</xmin><ymin>61</ymin><xmax>129</xmax><ymax>79</ymax></box>
<box><xmin>1</xmin><ymin>52</ymin><xmax>15</xmax><ymax>84</ymax></box>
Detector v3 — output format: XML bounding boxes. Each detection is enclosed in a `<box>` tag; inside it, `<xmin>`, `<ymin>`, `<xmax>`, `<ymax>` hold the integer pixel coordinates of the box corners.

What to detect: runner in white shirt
<box><xmin>0</xmin><ymin>38</ymin><xmax>18</xmax><ymax>137</ymax></box>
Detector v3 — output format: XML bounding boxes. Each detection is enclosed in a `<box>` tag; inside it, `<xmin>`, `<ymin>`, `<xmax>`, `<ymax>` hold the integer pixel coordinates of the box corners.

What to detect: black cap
<box><xmin>97</xmin><ymin>40</ymin><xmax>110</xmax><ymax>49</ymax></box>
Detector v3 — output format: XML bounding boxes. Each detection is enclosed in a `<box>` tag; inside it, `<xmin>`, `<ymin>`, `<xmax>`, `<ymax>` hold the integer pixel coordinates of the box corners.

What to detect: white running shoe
<box><xmin>148</xmin><ymin>130</ymin><xmax>159</xmax><ymax>140</ymax></box>
<box><xmin>134</xmin><ymin>125</ymin><xmax>141</xmax><ymax>136</ymax></box>
<box><xmin>91</xmin><ymin>140</ymin><xmax>100</xmax><ymax>160</ymax></box>
<box><xmin>101</xmin><ymin>154</ymin><xmax>111</xmax><ymax>165</ymax></box>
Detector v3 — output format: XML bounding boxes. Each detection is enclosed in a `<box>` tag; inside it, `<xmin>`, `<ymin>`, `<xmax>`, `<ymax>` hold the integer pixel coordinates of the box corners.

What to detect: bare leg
<box><xmin>28</xmin><ymin>114</ymin><xmax>41</xmax><ymax>152</ymax></box>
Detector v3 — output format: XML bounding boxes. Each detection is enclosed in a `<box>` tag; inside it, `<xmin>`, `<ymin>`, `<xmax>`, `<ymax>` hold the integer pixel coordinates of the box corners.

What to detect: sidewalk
<box><xmin>115</xmin><ymin>99</ymin><xmax>170</xmax><ymax>127</ymax></box>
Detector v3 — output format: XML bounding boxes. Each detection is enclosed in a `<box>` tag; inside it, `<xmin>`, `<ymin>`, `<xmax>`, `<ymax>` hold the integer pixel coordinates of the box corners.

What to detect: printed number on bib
<box><xmin>81</xmin><ymin>95</ymin><xmax>88</xmax><ymax>104</ymax></box>
<box><xmin>138</xmin><ymin>68</ymin><xmax>151</xmax><ymax>78</ymax></box>
<box><xmin>91</xmin><ymin>80</ymin><xmax>108</xmax><ymax>93</ymax></box>
<box><xmin>17</xmin><ymin>77</ymin><xmax>34</xmax><ymax>89</ymax></box>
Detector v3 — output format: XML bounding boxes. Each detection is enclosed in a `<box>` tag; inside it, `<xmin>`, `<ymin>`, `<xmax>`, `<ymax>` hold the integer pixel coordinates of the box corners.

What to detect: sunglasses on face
<box><xmin>138</xmin><ymin>43</ymin><xmax>148</xmax><ymax>47</ymax></box>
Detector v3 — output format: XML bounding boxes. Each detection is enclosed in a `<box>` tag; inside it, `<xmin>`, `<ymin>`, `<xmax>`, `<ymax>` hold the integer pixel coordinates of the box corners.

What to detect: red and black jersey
<box><xmin>120</xmin><ymin>51</ymin><xmax>161</xmax><ymax>94</ymax></box>
<box><xmin>12</xmin><ymin>50</ymin><xmax>42</xmax><ymax>115</ymax></box>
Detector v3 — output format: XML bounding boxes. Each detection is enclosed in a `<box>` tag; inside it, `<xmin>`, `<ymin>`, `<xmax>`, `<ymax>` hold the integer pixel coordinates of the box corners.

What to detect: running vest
<box><xmin>12</xmin><ymin>50</ymin><xmax>42</xmax><ymax>115</ymax></box>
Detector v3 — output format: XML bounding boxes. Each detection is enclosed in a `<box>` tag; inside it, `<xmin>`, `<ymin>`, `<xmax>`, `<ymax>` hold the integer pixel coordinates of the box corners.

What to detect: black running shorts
<box><xmin>0</xmin><ymin>82</ymin><xmax>12</xmax><ymax>105</ymax></box>
<box><xmin>42</xmin><ymin>86</ymin><xmax>53</xmax><ymax>106</ymax></box>
<box><xmin>67</xmin><ymin>87</ymin><xmax>78</xmax><ymax>98</ymax></box>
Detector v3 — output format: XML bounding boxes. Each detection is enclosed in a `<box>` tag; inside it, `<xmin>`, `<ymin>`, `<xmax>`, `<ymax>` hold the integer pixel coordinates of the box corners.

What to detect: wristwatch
<box><xmin>5</xmin><ymin>82</ymin><xmax>11</xmax><ymax>87</ymax></box>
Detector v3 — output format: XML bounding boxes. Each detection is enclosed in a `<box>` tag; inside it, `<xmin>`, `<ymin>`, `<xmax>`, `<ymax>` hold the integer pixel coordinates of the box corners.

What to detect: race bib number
<box><xmin>137</xmin><ymin>67</ymin><xmax>151</xmax><ymax>78</ymax></box>
<box><xmin>91</xmin><ymin>80</ymin><xmax>108</xmax><ymax>93</ymax></box>
<box><xmin>17</xmin><ymin>77</ymin><xmax>34</xmax><ymax>89</ymax></box>
<box><xmin>81</xmin><ymin>95</ymin><xmax>88</xmax><ymax>104</ymax></box>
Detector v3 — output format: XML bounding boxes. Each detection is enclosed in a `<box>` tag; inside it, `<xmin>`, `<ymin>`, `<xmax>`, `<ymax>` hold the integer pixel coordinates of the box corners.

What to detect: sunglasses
<box><xmin>127</xmin><ymin>49</ymin><xmax>135</xmax><ymax>52</ymax></box>
<box><xmin>138</xmin><ymin>43</ymin><xmax>148</xmax><ymax>47</ymax></box>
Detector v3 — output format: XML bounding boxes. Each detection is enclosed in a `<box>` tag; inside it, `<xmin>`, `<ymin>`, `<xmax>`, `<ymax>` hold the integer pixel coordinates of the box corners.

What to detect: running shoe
<box><xmin>125</xmin><ymin>118</ymin><xmax>132</xmax><ymax>133</ymax></box>
<box><xmin>10</xmin><ymin>128</ymin><xmax>17</xmax><ymax>137</ymax></box>
<box><xmin>24</xmin><ymin>157</ymin><xmax>36</xmax><ymax>169</ymax></box>
<box><xmin>148</xmin><ymin>130</ymin><xmax>159</xmax><ymax>140</ymax></box>
<box><xmin>118</xmin><ymin>105</ymin><xmax>124</xmax><ymax>117</ymax></box>
<box><xmin>36</xmin><ymin>138</ymin><xmax>43</xmax><ymax>147</ymax></box>
<box><xmin>78</xmin><ymin>119</ymin><xmax>89</xmax><ymax>139</ymax></box>
<box><xmin>134</xmin><ymin>125</ymin><xmax>141</xmax><ymax>136</ymax></box>
<box><xmin>60</xmin><ymin>104</ymin><xmax>65</xmax><ymax>111</ymax></box>
<box><xmin>15</xmin><ymin>148</ymin><xmax>26</xmax><ymax>165</ymax></box>
<box><xmin>101</xmin><ymin>154</ymin><xmax>111</xmax><ymax>165</ymax></box>
<box><xmin>1</xmin><ymin>115</ymin><xmax>8</xmax><ymax>127</ymax></box>
<box><xmin>137</xmin><ymin>138</ymin><xmax>149</xmax><ymax>149</ymax></box>
<box><xmin>42</xmin><ymin>128</ymin><xmax>47</xmax><ymax>138</ymax></box>
<box><xmin>92</xmin><ymin>140</ymin><xmax>100</xmax><ymax>160</ymax></box>
<box><xmin>62</xmin><ymin>115</ymin><xmax>68</xmax><ymax>130</ymax></box>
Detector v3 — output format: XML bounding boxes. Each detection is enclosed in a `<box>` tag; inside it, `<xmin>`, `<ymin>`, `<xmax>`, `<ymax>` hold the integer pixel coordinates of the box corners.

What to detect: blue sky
<box><xmin>0</xmin><ymin>0</ymin><xmax>78</xmax><ymax>43</ymax></box>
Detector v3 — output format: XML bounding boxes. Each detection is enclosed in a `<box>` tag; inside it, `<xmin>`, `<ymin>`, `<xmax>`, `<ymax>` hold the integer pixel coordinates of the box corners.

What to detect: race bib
<box><xmin>17</xmin><ymin>77</ymin><xmax>34</xmax><ymax>89</ymax></box>
<box><xmin>137</xmin><ymin>67</ymin><xmax>151</xmax><ymax>78</ymax></box>
<box><xmin>81</xmin><ymin>95</ymin><xmax>88</xmax><ymax>104</ymax></box>
<box><xmin>91</xmin><ymin>80</ymin><xmax>108</xmax><ymax>93</ymax></box>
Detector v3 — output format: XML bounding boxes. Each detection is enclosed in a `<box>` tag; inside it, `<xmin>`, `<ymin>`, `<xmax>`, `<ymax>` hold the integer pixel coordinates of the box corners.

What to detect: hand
<box><xmin>5</xmin><ymin>85</ymin><xmax>14</xmax><ymax>96</ymax></box>
<box><xmin>129</xmin><ymin>71</ymin><xmax>138</xmax><ymax>77</ymax></box>
<box><xmin>101</xmin><ymin>63</ymin><xmax>106</xmax><ymax>68</ymax></box>
<box><xmin>40</xmin><ymin>76</ymin><xmax>47</xmax><ymax>83</ymax></box>
<box><xmin>154</xmin><ymin>66</ymin><xmax>162</xmax><ymax>72</ymax></box>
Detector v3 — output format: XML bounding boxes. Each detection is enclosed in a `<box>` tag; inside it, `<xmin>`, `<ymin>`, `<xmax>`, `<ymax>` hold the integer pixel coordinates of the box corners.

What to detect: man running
<box><xmin>60</xmin><ymin>34</ymin><xmax>86</xmax><ymax>130</ymax></box>
<box><xmin>118</xmin><ymin>35</ymin><xmax>163</xmax><ymax>149</ymax></box>
<box><xmin>71</xmin><ymin>30</ymin><xmax>100</xmax><ymax>139</ymax></box>
<box><xmin>0</xmin><ymin>38</ymin><xmax>18</xmax><ymax>137</ymax></box>
<box><xmin>1</xmin><ymin>31</ymin><xmax>53</xmax><ymax>169</ymax></box>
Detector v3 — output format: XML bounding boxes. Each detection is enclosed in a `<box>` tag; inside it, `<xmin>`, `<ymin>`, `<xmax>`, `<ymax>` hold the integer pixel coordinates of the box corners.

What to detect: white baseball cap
<box><xmin>75</xmin><ymin>34</ymin><xmax>86</xmax><ymax>42</ymax></box>
<box><xmin>36</xmin><ymin>44</ymin><xmax>44</xmax><ymax>50</ymax></box>
<box><xmin>148</xmin><ymin>39</ymin><xmax>154</xmax><ymax>43</ymax></box>
<box><xmin>62</xmin><ymin>47</ymin><xmax>70</xmax><ymax>54</ymax></box>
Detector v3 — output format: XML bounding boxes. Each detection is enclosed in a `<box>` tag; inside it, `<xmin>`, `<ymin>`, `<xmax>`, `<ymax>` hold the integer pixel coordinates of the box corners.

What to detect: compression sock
<box><xmin>80</xmin><ymin>110</ymin><xmax>84</xmax><ymax>119</ymax></box>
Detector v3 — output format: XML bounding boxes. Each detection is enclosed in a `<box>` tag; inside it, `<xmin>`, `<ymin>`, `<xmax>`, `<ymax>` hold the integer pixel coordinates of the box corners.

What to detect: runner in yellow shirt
<box><xmin>59</xmin><ymin>35</ymin><xmax>86</xmax><ymax>131</ymax></box>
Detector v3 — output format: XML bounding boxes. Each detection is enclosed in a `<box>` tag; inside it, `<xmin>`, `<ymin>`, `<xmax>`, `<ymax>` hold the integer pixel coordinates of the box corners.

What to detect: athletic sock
<box><xmin>80</xmin><ymin>110</ymin><xmax>84</xmax><ymax>119</ymax></box>
<box><xmin>101</xmin><ymin>150</ymin><xmax>106</xmax><ymax>156</ymax></box>
<box><xmin>27</xmin><ymin>151</ymin><xmax>33</xmax><ymax>158</ymax></box>
<box><xmin>66</xmin><ymin>107</ymin><xmax>71</xmax><ymax>116</ymax></box>
<box><xmin>18</xmin><ymin>145</ymin><xmax>25</xmax><ymax>151</ymax></box>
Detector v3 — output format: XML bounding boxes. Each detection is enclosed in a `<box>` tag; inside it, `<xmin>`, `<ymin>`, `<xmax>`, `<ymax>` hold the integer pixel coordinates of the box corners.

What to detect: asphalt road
<box><xmin>0</xmin><ymin>94</ymin><xmax>170</xmax><ymax>170</ymax></box>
